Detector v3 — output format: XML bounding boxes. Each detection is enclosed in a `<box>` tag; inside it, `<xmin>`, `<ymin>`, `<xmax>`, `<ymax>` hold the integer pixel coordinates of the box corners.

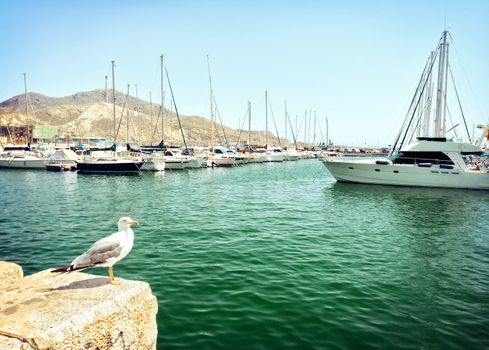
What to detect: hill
<box><xmin>0</xmin><ymin>89</ymin><xmax>285</xmax><ymax>147</ymax></box>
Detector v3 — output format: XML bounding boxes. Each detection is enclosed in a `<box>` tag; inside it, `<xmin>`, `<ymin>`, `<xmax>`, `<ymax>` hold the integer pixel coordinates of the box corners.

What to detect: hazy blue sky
<box><xmin>1</xmin><ymin>0</ymin><xmax>488</xmax><ymax>146</ymax></box>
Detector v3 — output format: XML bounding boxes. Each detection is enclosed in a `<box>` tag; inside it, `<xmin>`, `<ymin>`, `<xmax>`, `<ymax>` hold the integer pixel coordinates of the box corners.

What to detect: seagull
<box><xmin>52</xmin><ymin>217</ymin><xmax>139</xmax><ymax>285</ymax></box>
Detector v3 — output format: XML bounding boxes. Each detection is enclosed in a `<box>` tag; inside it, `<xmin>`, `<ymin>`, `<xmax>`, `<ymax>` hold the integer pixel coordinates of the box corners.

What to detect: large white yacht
<box><xmin>322</xmin><ymin>137</ymin><xmax>488</xmax><ymax>190</ymax></box>
<box><xmin>322</xmin><ymin>31</ymin><xmax>489</xmax><ymax>190</ymax></box>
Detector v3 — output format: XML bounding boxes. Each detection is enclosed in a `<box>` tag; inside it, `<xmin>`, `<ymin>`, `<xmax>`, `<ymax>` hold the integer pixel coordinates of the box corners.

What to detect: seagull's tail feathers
<box><xmin>51</xmin><ymin>265</ymin><xmax>75</xmax><ymax>273</ymax></box>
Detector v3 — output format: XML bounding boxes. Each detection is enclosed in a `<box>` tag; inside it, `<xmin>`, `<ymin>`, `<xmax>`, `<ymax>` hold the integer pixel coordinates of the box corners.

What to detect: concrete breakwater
<box><xmin>0</xmin><ymin>261</ymin><xmax>157</xmax><ymax>349</ymax></box>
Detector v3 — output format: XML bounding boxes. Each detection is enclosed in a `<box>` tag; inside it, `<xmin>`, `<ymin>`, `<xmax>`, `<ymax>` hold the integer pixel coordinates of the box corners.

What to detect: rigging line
<box><xmin>115</xmin><ymin>86</ymin><xmax>130</xmax><ymax>143</ymax></box>
<box><xmin>448</xmin><ymin>63</ymin><xmax>471</xmax><ymax>142</ymax></box>
<box><xmin>287</xmin><ymin>112</ymin><xmax>298</xmax><ymax>148</ymax></box>
<box><xmin>212</xmin><ymin>94</ymin><xmax>229</xmax><ymax>148</ymax></box>
<box><xmin>164</xmin><ymin>67</ymin><xmax>188</xmax><ymax>151</ymax></box>
<box><xmin>396</xmin><ymin>43</ymin><xmax>441</xmax><ymax>154</ymax></box>
<box><xmin>26</xmin><ymin>93</ymin><xmax>38</xmax><ymax>141</ymax></box>
<box><xmin>235</xmin><ymin>104</ymin><xmax>250</xmax><ymax>148</ymax></box>
<box><xmin>149</xmin><ymin>105</ymin><xmax>162</xmax><ymax>146</ymax></box>
<box><xmin>267</xmin><ymin>95</ymin><xmax>282</xmax><ymax>147</ymax></box>
<box><xmin>451</xmin><ymin>45</ymin><xmax>486</xmax><ymax>122</ymax></box>
<box><xmin>391</xmin><ymin>35</ymin><xmax>443</xmax><ymax>155</ymax></box>
<box><xmin>393</xmin><ymin>50</ymin><xmax>437</xmax><ymax>153</ymax></box>
<box><xmin>129</xmin><ymin>100</ymin><xmax>140</xmax><ymax>145</ymax></box>
<box><xmin>296</xmin><ymin>117</ymin><xmax>304</xmax><ymax>139</ymax></box>
<box><xmin>317</xmin><ymin>122</ymin><xmax>325</xmax><ymax>145</ymax></box>
<box><xmin>445</xmin><ymin>106</ymin><xmax>459</xmax><ymax>139</ymax></box>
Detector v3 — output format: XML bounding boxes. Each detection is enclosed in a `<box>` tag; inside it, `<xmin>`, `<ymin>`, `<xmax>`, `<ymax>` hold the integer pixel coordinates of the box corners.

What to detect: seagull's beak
<box><xmin>129</xmin><ymin>220</ymin><xmax>140</xmax><ymax>225</ymax></box>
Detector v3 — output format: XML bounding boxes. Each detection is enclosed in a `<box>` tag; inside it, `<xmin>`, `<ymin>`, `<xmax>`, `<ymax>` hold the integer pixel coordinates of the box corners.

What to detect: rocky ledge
<box><xmin>0</xmin><ymin>262</ymin><xmax>157</xmax><ymax>349</ymax></box>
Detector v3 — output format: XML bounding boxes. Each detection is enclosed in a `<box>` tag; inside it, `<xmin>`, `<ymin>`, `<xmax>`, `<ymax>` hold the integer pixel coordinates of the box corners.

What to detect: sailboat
<box><xmin>0</xmin><ymin>73</ymin><xmax>49</xmax><ymax>169</ymax></box>
<box><xmin>321</xmin><ymin>31</ymin><xmax>489</xmax><ymax>190</ymax></box>
<box><xmin>77</xmin><ymin>61</ymin><xmax>144</xmax><ymax>174</ymax></box>
<box><xmin>205</xmin><ymin>56</ymin><xmax>236</xmax><ymax>168</ymax></box>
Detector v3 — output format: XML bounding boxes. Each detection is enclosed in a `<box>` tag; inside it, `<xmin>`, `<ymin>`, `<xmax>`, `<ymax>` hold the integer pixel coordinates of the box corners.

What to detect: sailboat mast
<box><xmin>149</xmin><ymin>91</ymin><xmax>153</xmax><ymax>127</ymax></box>
<box><xmin>112</xmin><ymin>61</ymin><xmax>116</xmax><ymax>143</ymax></box>
<box><xmin>265</xmin><ymin>90</ymin><xmax>268</xmax><ymax>148</ymax></box>
<box><xmin>313</xmin><ymin>111</ymin><xmax>317</xmax><ymax>148</ymax></box>
<box><xmin>160</xmin><ymin>54</ymin><xmax>165</xmax><ymax>143</ymax></box>
<box><xmin>434</xmin><ymin>30</ymin><xmax>449</xmax><ymax>137</ymax></box>
<box><xmin>126</xmin><ymin>84</ymin><xmax>130</xmax><ymax>144</ymax></box>
<box><xmin>207</xmin><ymin>55</ymin><xmax>214</xmax><ymax>148</ymax></box>
<box><xmin>284</xmin><ymin>101</ymin><xmax>288</xmax><ymax>143</ymax></box>
<box><xmin>105</xmin><ymin>75</ymin><xmax>108</xmax><ymax>103</ymax></box>
<box><xmin>23</xmin><ymin>73</ymin><xmax>29</xmax><ymax>144</ymax></box>
<box><xmin>326</xmin><ymin>116</ymin><xmax>329</xmax><ymax>149</ymax></box>
<box><xmin>135</xmin><ymin>84</ymin><xmax>140</xmax><ymax>143</ymax></box>
<box><xmin>248</xmin><ymin>101</ymin><xmax>251</xmax><ymax>148</ymax></box>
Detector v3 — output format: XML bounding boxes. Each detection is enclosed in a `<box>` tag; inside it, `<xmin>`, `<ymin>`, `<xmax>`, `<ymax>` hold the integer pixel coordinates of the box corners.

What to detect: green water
<box><xmin>1</xmin><ymin>160</ymin><xmax>488</xmax><ymax>349</ymax></box>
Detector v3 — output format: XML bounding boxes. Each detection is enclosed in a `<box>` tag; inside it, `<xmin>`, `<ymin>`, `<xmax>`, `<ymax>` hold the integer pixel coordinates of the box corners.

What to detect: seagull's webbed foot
<box><xmin>110</xmin><ymin>279</ymin><xmax>121</xmax><ymax>285</ymax></box>
<box><xmin>108</xmin><ymin>266</ymin><xmax>121</xmax><ymax>285</ymax></box>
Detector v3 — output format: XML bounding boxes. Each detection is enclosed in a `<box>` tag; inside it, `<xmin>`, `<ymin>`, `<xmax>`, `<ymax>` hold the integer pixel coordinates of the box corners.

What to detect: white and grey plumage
<box><xmin>52</xmin><ymin>217</ymin><xmax>139</xmax><ymax>284</ymax></box>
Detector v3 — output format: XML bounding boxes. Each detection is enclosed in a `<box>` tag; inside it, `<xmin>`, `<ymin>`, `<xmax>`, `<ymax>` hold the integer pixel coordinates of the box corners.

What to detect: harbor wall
<box><xmin>0</xmin><ymin>261</ymin><xmax>157</xmax><ymax>349</ymax></box>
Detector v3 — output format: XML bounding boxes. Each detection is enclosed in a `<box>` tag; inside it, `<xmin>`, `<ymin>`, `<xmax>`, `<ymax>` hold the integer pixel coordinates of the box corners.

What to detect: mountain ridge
<box><xmin>0</xmin><ymin>89</ymin><xmax>284</xmax><ymax>146</ymax></box>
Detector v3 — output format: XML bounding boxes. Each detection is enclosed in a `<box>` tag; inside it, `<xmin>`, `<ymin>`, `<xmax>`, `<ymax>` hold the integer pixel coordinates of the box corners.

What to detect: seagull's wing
<box><xmin>72</xmin><ymin>238</ymin><xmax>123</xmax><ymax>269</ymax></box>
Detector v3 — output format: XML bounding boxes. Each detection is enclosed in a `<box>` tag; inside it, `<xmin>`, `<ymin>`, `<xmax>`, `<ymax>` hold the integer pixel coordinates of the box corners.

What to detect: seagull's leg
<box><xmin>108</xmin><ymin>266</ymin><xmax>121</xmax><ymax>285</ymax></box>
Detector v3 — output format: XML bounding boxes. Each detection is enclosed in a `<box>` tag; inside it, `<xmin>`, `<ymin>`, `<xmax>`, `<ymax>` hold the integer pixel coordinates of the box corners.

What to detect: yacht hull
<box><xmin>321</xmin><ymin>158</ymin><xmax>489</xmax><ymax>190</ymax></box>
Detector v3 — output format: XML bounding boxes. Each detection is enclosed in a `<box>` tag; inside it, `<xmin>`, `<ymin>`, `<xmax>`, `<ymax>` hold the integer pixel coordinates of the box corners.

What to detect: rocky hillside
<box><xmin>0</xmin><ymin>89</ymin><xmax>285</xmax><ymax>147</ymax></box>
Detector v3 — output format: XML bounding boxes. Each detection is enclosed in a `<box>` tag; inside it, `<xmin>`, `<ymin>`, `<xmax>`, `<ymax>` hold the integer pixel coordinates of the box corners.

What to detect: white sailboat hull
<box><xmin>0</xmin><ymin>157</ymin><xmax>48</xmax><ymax>169</ymax></box>
<box><xmin>164</xmin><ymin>159</ymin><xmax>188</xmax><ymax>170</ymax></box>
<box><xmin>321</xmin><ymin>158</ymin><xmax>489</xmax><ymax>190</ymax></box>
<box><xmin>267</xmin><ymin>153</ymin><xmax>284</xmax><ymax>162</ymax></box>
<box><xmin>141</xmin><ymin>158</ymin><xmax>165</xmax><ymax>171</ymax></box>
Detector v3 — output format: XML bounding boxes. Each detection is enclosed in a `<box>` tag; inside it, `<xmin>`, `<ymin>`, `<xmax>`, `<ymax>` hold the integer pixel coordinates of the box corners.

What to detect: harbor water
<box><xmin>1</xmin><ymin>160</ymin><xmax>488</xmax><ymax>349</ymax></box>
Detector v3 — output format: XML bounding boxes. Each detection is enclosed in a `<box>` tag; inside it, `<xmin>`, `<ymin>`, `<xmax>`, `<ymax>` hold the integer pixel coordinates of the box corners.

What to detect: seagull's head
<box><xmin>118</xmin><ymin>217</ymin><xmax>140</xmax><ymax>231</ymax></box>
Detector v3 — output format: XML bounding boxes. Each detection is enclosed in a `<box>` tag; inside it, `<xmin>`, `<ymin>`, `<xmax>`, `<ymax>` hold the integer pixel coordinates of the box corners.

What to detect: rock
<box><xmin>0</xmin><ymin>269</ymin><xmax>158</xmax><ymax>349</ymax></box>
<box><xmin>0</xmin><ymin>261</ymin><xmax>23</xmax><ymax>290</ymax></box>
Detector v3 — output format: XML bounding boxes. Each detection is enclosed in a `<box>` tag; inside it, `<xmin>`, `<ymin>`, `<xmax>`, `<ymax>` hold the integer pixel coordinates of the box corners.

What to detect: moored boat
<box><xmin>77</xmin><ymin>156</ymin><xmax>144</xmax><ymax>174</ymax></box>
<box><xmin>322</xmin><ymin>31</ymin><xmax>489</xmax><ymax>190</ymax></box>
<box><xmin>0</xmin><ymin>150</ymin><xmax>48</xmax><ymax>169</ymax></box>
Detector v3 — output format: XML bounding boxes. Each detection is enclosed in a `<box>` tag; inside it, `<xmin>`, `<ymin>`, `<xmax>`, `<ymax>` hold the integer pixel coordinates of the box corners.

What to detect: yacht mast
<box><xmin>434</xmin><ymin>30</ymin><xmax>449</xmax><ymax>137</ymax></box>
<box><xmin>422</xmin><ymin>52</ymin><xmax>434</xmax><ymax>136</ymax></box>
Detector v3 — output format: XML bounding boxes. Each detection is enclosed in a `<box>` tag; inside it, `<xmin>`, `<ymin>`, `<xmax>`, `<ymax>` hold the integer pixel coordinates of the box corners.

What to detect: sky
<box><xmin>0</xmin><ymin>0</ymin><xmax>488</xmax><ymax>147</ymax></box>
